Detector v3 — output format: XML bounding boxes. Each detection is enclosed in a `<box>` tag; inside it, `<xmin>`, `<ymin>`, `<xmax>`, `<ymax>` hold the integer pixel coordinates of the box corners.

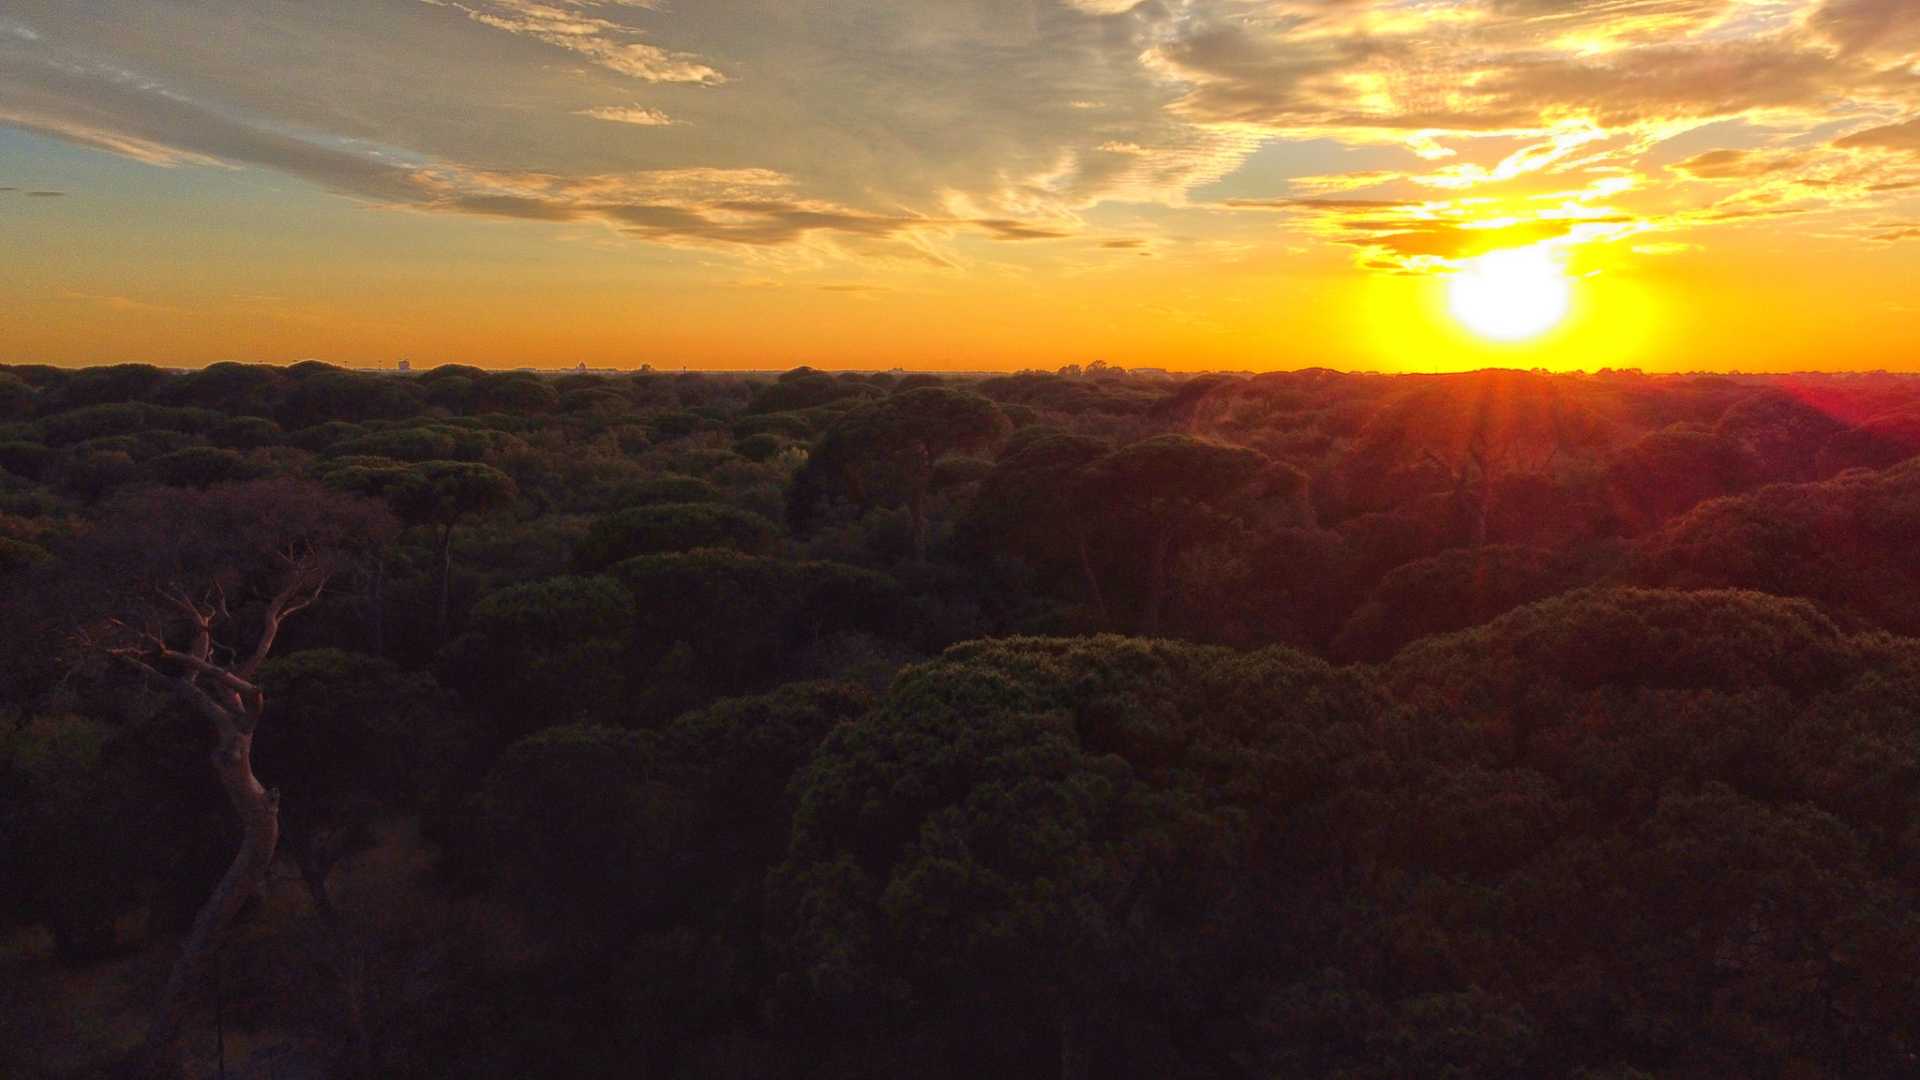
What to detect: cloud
<box><xmin>0</xmin><ymin>0</ymin><xmax>1258</xmax><ymax>244</ymax></box>
<box><xmin>7</xmin><ymin>0</ymin><xmax>1920</xmax><ymax>288</ymax></box>
<box><xmin>1121</xmin><ymin>0</ymin><xmax>1920</xmax><ymax>275</ymax></box>
<box><xmin>0</xmin><ymin>53</ymin><xmax>1078</xmax><ymax>260</ymax></box>
<box><xmin>575</xmin><ymin>104</ymin><xmax>677</xmax><ymax>126</ymax></box>
<box><xmin>1837</xmin><ymin>116</ymin><xmax>1920</xmax><ymax>153</ymax></box>
<box><xmin>0</xmin><ymin>57</ymin><xmax>421</xmax><ymax>196</ymax></box>
<box><xmin>1276</xmin><ymin>170</ymin><xmax>1419</xmax><ymax>196</ymax></box>
<box><xmin>1810</xmin><ymin>0</ymin><xmax>1920</xmax><ymax>57</ymax></box>
<box><xmin>972</xmin><ymin>218</ymin><xmax>1074</xmax><ymax>240</ymax></box>
<box><xmin>1672</xmin><ymin>148</ymin><xmax>1813</xmax><ymax>180</ymax></box>
<box><xmin>1335</xmin><ymin>218</ymin><xmax>1594</xmax><ymax>260</ymax></box>
<box><xmin>1231</xmin><ymin>187</ymin><xmax>1654</xmax><ymax>272</ymax></box>
<box><xmin>1143</xmin><ymin>0</ymin><xmax>1920</xmax><ymax>154</ymax></box>
<box><xmin>1225</xmin><ymin>197</ymin><xmax>1415</xmax><ymax>211</ymax></box>
<box><xmin>425</xmin><ymin>0</ymin><xmax>723</xmax><ymax>84</ymax></box>
<box><xmin>25</xmin><ymin>189</ymin><xmax>65</xmax><ymax>196</ymax></box>
<box><xmin>59</xmin><ymin>291</ymin><xmax>178</xmax><ymax>313</ymax></box>
<box><xmin>412</xmin><ymin>166</ymin><xmax>1081</xmax><ymax>251</ymax></box>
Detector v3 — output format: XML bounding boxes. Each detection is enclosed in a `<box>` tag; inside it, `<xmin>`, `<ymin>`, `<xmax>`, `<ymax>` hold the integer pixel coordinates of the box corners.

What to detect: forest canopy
<box><xmin>3</xmin><ymin>362</ymin><xmax>1918</xmax><ymax>1079</ymax></box>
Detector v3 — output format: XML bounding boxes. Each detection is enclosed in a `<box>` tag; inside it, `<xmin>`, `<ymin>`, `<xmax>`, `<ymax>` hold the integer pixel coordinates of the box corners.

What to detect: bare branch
<box><xmin>146</xmin><ymin>645</ymin><xmax>263</xmax><ymax>699</ymax></box>
<box><xmin>106</xmin><ymin>649</ymin><xmax>168</xmax><ymax>685</ymax></box>
<box><xmin>158</xmin><ymin>583</ymin><xmax>214</xmax><ymax>628</ymax></box>
<box><xmin>104</xmin><ymin>615</ymin><xmax>167</xmax><ymax>652</ymax></box>
<box><xmin>108</xmin><ymin>651</ymin><xmax>241</xmax><ymax>737</ymax></box>
<box><xmin>240</xmin><ymin>563</ymin><xmax>329</xmax><ymax>678</ymax></box>
<box><xmin>279</xmin><ymin>574</ymin><xmax>327</xmax><ymax>622</ymax></box>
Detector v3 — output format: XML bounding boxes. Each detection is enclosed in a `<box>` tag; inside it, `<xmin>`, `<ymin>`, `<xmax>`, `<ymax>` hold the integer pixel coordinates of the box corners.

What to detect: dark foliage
<box><xmin>7</xmin><ymin>362</ymin><xmax>1920</xmax><ymax>1080</ymax></box>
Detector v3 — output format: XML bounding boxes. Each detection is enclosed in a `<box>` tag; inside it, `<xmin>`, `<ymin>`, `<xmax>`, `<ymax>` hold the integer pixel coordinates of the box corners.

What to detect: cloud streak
<box><xmin>576</xmin><ymin>104</ymin><xmax>678</xmax><ymax>126</ymax></box>
<box><xmin>424</xmin><ymin>0</ymin><xmax>724</xmax><ymax>84</ymax></box>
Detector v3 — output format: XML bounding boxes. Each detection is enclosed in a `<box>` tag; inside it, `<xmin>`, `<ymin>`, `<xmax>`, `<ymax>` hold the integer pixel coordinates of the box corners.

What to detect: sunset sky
<box><xmin>4</xmin><ymin>0</ymin><xmax>1918</xmax><ymax>372</ymax></box>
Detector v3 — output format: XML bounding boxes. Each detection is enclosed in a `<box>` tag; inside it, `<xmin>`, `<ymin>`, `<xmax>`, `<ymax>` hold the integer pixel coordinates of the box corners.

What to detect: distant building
<box><xmin>397</xmin><ymin>358</ymin><xmax>411</xmax><ymax>372</ymax></box>
<box><xmin>576</xmin><ymin>362</ymin><xmax>588</xmax><ymax>373</ymax></box>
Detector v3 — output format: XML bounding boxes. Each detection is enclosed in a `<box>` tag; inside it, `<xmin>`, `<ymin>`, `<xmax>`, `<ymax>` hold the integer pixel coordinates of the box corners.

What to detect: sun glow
<box><xmin>1447</xmin><ymin>246</ymin><xmax>1573</xmax><ymax>342</ymax></box>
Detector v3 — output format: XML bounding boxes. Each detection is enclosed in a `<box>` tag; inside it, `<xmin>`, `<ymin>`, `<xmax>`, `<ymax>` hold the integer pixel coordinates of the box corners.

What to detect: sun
<box><xmin>1447</xmin><ymin>245</ymin><xmax>1572</xmax><ymax>342</ymax></box>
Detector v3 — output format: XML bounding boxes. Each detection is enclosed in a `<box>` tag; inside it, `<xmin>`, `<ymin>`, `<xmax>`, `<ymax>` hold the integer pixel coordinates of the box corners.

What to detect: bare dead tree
<box><xmin>67</xmin><ymin>479</ymin><xmax>391</xmax><ymax>1078</ymax></box>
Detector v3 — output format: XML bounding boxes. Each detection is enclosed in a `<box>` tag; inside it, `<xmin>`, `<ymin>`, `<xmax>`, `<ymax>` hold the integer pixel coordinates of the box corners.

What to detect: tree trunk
<box><xmin>840</xmin><ymin>463</ymin><xmax>868</xmax><ymax>510</ymax></box>
<box><xmin>909</xmin><ymin>474</ymin><xmax>928</xmax><ymax>563</ymax></box>
<box><xmin>295</xmin><ymin>840</ymin><xmax>373</xmax><ymax>1076</ymax></box>
<box><xmin>1076</xmin><ymin>531</ymin><xmax>1108</xmax><ymax>624</ymax></box>
<box><xmin>1059</xmin><ymin>1009</ymin><xmax>1090</xmax><ymax>1080</ymax></box>
<box><xmin>1466</xmin><ymin>449</ymin><xmax>1493</xmax><ymax>549</ymax></box>
<box><xmin>369</xmin><ymin>551</ymin><xmax>387</xmax><ymax>658</ymax></box>
<box><xmin>435</xmin><ymin>523</ymin><xmax>454</xmax><ymax>646</ymax></box>
<box><xmin>1468</xmin><ymin>476</ymin><xmax>1491</xmax><ymax>549</ymax></box>
<box><xmin>1138</xmin><ymin>527</ymin><xmax>1175</xmax><ymax>637</ymax></box>
<box><xmin>142</xmin><ymin>730</ymin><xmax>279</xmax><ymax>1078</ymax></box>
<box><xmin>1448</xmin><ymin>463</ymin><xmax>1489</xmax><ymax>550</ymax></box>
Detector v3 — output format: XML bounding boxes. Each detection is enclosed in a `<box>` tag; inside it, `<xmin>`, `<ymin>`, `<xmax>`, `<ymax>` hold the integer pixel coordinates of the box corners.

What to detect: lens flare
<box><xmin>1447</xmin><ymin>246</ymin><xmax>1572</xmax><ymax>342</ymax></box>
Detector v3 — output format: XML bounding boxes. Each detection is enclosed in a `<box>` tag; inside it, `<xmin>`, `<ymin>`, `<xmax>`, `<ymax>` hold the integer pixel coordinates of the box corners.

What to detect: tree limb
<box><xmin>241</xmin><ymin>564</ymin><xmax>328</xmax><ymax>678</ymax></box>
<box><xmin>152</xmin><ymin>645</ymin><xmax>263</xmax><ymax>699</ymax></box>
<box><xmin>107</xmin><ymin>650</ymin><xmax>242</xmax><ymax>737</ymax></box>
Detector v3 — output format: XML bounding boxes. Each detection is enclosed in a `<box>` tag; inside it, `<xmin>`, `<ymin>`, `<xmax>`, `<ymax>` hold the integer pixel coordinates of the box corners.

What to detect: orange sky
<box><xmin>3</xmin><ymin>1</ymin><xmax>1919</xmax><ymax>373</ymax></box>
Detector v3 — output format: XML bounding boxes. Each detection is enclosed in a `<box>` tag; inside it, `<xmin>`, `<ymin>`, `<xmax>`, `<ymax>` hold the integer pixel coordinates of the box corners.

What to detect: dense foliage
<box><xmin>3</xmin><ymin>361</ymin><xmax>1918</xmax><ymax>1078</ymax></box>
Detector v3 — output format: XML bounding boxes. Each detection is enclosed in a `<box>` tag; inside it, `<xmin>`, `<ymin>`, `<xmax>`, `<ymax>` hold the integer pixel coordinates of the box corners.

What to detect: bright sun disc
<box><xmin>1447</xmin><ymin>246</ymin><xmax>1572</xmax><ymax>342</ymax></box>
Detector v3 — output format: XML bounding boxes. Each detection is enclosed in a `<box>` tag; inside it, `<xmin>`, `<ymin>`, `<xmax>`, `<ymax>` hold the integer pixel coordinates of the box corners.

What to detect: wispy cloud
<box><xmin>413</xmin><ymin>164</ymin><xmax>1082</xmax><ymax>250</ymax></box>
<box><xmin>1838</xmin><ymin>116</ymin><xmax>1920</xmax><ymax>154</ymax></box>
<box><xmin>424</xmin><ymin>0</ymin><xmax>723</xmax><ymax>84</ymax></box>
<box><xmin>59</xmin><ymin>290</ymin><xmax>178</xmax><ymax>313</ymax></box>
<box><xmin>576</xmin><ymin>104</ymin><xmax>677</xmax><ymax>126</ymax></box>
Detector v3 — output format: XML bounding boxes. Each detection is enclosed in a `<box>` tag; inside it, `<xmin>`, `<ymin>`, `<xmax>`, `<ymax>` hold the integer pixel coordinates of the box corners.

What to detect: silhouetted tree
<box><xmin>801</xmin><ymin>388</ymin><xmax>1010</xmax><ymax>561</ymax></box>
<box><xmin>572</xmin><ymin>503</ymin><xmax>780</xmax><ymax>572</ymax></box>
<box><xmin>1078</xmin><ymin>434</ymin><xmax>1265</xmax><ymax>634</ymax></box>
<box><xmin>1606</xmin><ymin>426</ymin><xmax>1757</xmax><ymax>529</ymax></box>
<box><xmin>253</xmin><ymin>647</ymin><xmax>442</xmax><ymax>1069</ymax></box>
<box><xmin>441</xmin><ymin>575</ymin><xmax>635</xmax><ymax>740</ymax></box>
<box><xmin>391</xmin><ymin>461</ymin><xmax>517</xmax><ymax>644</ymax></box>
<box><xmin>1715</xmin><ymin>389</ymin><xmax>1848</xmax><ymax>483</ymax></box>
<box><xmin>965</xmin><ymin>430</ymin><xmax>1112</xmax><ymax>615</ymax></box>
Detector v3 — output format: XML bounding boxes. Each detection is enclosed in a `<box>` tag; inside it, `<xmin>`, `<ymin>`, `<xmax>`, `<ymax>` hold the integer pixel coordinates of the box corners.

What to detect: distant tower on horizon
<box><xmin>397</xmin><ymin>358</ymin><xmax>411</xmax><ymax>373</ymax></box>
